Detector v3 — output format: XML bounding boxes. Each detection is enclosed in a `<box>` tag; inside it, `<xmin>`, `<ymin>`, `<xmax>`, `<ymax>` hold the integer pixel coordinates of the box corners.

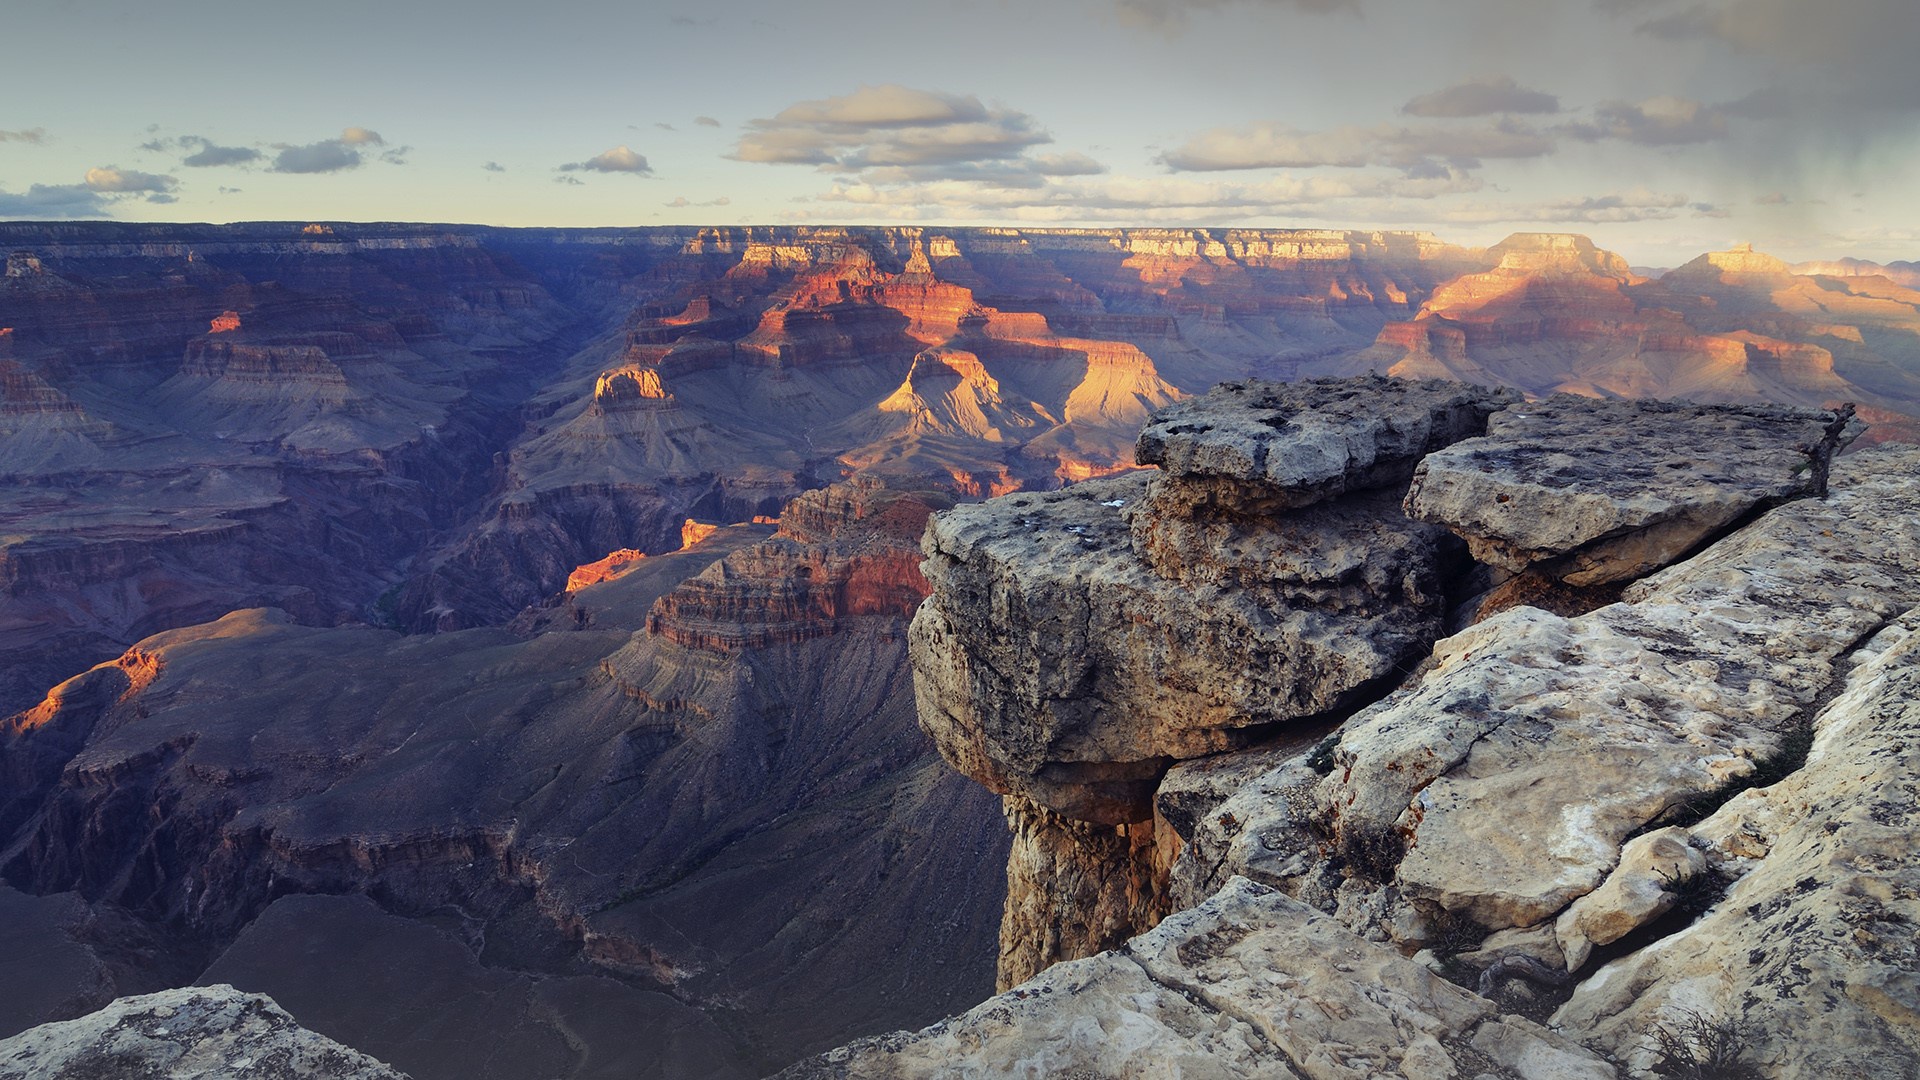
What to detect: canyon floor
<box><xmin>2</xmin><ymin>224</ymin><xmax>1918</xmax><ymax>1078</ymax></box>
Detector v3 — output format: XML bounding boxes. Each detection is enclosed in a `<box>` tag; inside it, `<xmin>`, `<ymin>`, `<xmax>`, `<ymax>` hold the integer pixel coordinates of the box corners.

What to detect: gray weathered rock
<box><xmin>1135</xmin><ymin>375</ymin><xmax>1517</xmax><ymax>507</ymax></box>
<box><xmin>1553</xmin><ymin>826</ymin><xmax>1705</xmax><ymax>973</ymax></box>
<box><xmin>1175</xmin><ymin>447</ymin><xmax>1920</xmax><ymax>941</ymax></box>
<box><xmin>1552</xmin><ymin>607</ymin><xmax>1920</xmax><ymax>1078</ymax></box>
<box><xmin>1405</xmin><ymin>396</ymin><xmax>1857</xmax><ymax>585</ymax></box>
<box><xmin>0</xmin><ymin>985</ymin><xmax>409</xmax><ymax>1079</ymax></box>
<box><xmin>911</xmin><ymin>471</ymin><xmax>1445</xmax><ymax>826</ymax></box>
<box><xmin>777</xmin><ymin>877</ymin><xmax>1616</xmax><ymax>1080</ymax></box>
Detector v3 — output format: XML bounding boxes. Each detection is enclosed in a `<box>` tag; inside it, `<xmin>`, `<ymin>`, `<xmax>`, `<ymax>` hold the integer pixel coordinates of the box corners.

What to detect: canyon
<box><xmin>2</xmin><ymin>223</ymin><xmax>1918</xmax><ymax>1078</ymax></box>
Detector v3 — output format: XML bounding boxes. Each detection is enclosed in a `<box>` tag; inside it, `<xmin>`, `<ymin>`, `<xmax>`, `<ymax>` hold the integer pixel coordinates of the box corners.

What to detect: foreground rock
<box><xmin>1180</xmin><ymin>447</ymin><xmax>1920</xmax><ymax>939</ymax></box>
<box><xmin>1406</xmin><ymin>396</ymin><xmax>1858</xmax><ymax>585</ymax></box>
<box><xmin>911</xmin><ymin>378</ymin><xmax>1514</xmax><ymax>987</ymax></box>
<box><xmin>777</xmin><ymin>877</ymin><xmax>1616</xmax><ymax>1080</ymax></box>
<box><xmin>1554</xmin><ymin>606</ymin><xmax>1920</xmax><ymax>1076</ymax></box>
<box><xmin>0</xmin><ymin>985</ymin><xmax>408</xmax><ymax>1079</ymax></box>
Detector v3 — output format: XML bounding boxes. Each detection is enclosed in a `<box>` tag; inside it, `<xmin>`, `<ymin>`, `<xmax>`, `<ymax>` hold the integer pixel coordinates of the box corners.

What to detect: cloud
<box><xmin>267</xmin><ymin>128</ymin><xmax>402</xmax><ymax>174</ymax></box>
<box><xmin>1561</xmin><ymin>96</ymin><xmax>1728</xmax><ymax>145</ymax></box>
<box><xmin>557</xmin><ymin>145</ymin><xmax>653</xmax><ymax>175</ymax></box>
<box><xmin>273</xmin><ymin>140</ymin><xmax>362</xmax><ymax>174</ymax></box>
<box><xmin>1403</xmin><ymin>76</ymin><xmax>1560</xmax><ymax>117</ymax></box>
<box><xmin>1160</xmin><ymin>119</ymin><xmax>1554</xmax><ymax>171</ymax></box>
<box><xmin>1756</xmin><ymin>191</ymin><xmax>1791</xmax><ymax>205</ymax></box>
<box><xmin>655</xmin><ymin>123</ymin><xmax>676</xmax><ymax>131</ymax></box>
<box><xmin>1116</xmin><ymin>0</ymin><xmax>1358</xmax><ymax>29</ymax></box>
<box><xmin>483</xmin><ymin>161</ymin><xmax>506</xmax><ymax>173</ymax></box>
<box><xmin>733</xmin><ymin>85</ymin><xmax>1051</xmax><ymax>172</ymax></box>
<box><xmin>0</xmin><ymin>128</ymin><xmax>48</xmax><ymax>144</ymax></box>
<box><xmin>1631</xmin><ymin>0</ymin><xmax>1920</xmax><ymax>109</ymax></box>
<box><xmin>83</xmin><ymin>166</ymin><xmax>177</xmax><ymax>193</ymax></box>
<box><xmin>0</xmin><ymin>184</ymin><xmax>109</xmax><ymax>218</ymax></box>
<box><xmin>666</xmin><ymin>196</ymin><xmax>731</xmax><ymax>207</ymax></box>
<box><xmin>694</xmin><ymin>116</ymin><xmax>722</xmax><ymax>127</ymax></box>
<box><xmin>178</xmin><ymin>136</ymin><xmax>261</xmax><ymax>167</ymax></box>
<box><xmin>554</xmin><ymin>175</ymin><xmax>585</xmax><ymax>186</ymax></box>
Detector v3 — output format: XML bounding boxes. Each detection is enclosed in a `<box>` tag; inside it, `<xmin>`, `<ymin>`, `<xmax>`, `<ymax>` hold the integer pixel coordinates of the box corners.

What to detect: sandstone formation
<box><xmin>876</xmin><ymin>378</ymin><xmax>1920</xmax><ymax>1077</ymax></box>
<box><xmin>6</xmin><ymin>221</ymin><xmax>1920</xmax><ymax>1079</ymax></box>
<box><xmin>0</xmin><ymin>985</ymin><xmax>408</xmax><ymax>1080</ymax></box>
<box><xmin>0</xmin><ymin>478</ymin><xmax>1006</xmax><ymax>1078</ymax></box>
<box><xmin>1406</xmin><ymin>396</ymin><xmax>1859</xmax><ymax>584</ymax></box>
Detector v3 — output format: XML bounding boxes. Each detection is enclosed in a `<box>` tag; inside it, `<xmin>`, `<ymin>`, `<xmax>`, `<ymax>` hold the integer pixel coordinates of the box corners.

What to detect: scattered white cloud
<box><xmin>83</xmin><ymin>166</ymin><xmax>177</xmax><ymax>193</ymax></box>
<box><xmin>1403</xmin><ymin>76</ymin><xmax>1561</xmax><ymax>117</ymax></box>
<box><xmin>557</xmin><ymin>145</ymin><xmax>653</xmax><ymax>175</ymax></box>
<box><xmin>667</xmin><ymin>196</ymin><xmax>731</xmax><ymax>207</ymax></box>
<box><xmin>0</xmin><ymin>127</ymin><xmax>48</xmax><ymax>144</ymax></box>
<box><xmin>694</xmin><ymin>116</ymin><xmax>722</xmax><ymax>128</ymax></box>
<box><xmin>0</xmin><ymin>184</ymin><xmax>109</xmax><ymax>217</ymax></box>
<box><xmin>554</xmin><ymin>175</ymin><xmax>585</xmax><ymax>185</ymax></box>
<box><xmin>734</xmin><ymin>85</ymin><xmax>1051</xmax><ymax>172</ymax></box>
<box><xmin>483</xmin><ymin>161</ymin><xmax>506</xmax><ymax>173</ymax></box>
<box><xmin>270</xmin><ymin>127</ymin><xmax>404</xmax><ymax>174</ymax></box>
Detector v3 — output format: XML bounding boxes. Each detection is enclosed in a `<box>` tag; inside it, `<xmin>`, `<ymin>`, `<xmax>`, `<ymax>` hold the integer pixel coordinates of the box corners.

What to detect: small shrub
<box><xmin>1658</xmin><ymin>864</ymin><xmax>1731</xmax><ymax>918</ymax></box>
<box><xmin>1337</xmin><ymin>824</ymin><xmax>1405</xmax><ymax>881</ymax></box>
<box><xmin>1646</xmin><ymin>1009</ymin><xmax>1764</xmax><ymax>1080</ymax></box>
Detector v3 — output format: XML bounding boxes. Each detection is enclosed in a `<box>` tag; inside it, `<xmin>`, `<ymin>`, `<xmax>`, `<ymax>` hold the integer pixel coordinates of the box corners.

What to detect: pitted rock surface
<box><xmin>1135</xmin><ymin>375</ymin><xmax>1517</xmax><ymax>507</ymax></box>
<box><xmin>1174</xmin><ymin>447</ymin><xmax>1920</xmax><ymax>940</ymax></box>
<box><xmin>1554</xmin><ymin>608</ymin><xmax>1920</xmax><ymax>1077</ymax></box>
<box><xmin>776</xmin><ymin>877</ymin><xmax>1616</xmax><ymax>1080</ymax></box>
<box><xmin>1405</xmin><ymin>395</ymin><xmax>1858</xmax><ymax>585</ymax></box>
<box><xmin>911</xmin><ymin>471</ymin><xmax>1445</xmax><ymax>825</ymax></box>
<box><xmin>0</xmin><ymin>985</ymin><xmax>408</xmax><ymax>1080</ymax></box>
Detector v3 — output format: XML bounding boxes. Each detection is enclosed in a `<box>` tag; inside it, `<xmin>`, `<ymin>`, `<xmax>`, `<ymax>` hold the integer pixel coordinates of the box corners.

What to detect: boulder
<box><xmin>1405</xmin><ymin>396</ymin><xmax>1858</xmax><ymax>585</ymax></box>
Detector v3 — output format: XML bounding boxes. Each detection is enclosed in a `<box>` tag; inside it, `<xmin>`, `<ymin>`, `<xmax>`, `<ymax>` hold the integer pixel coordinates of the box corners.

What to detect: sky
<box><xmin>2</xmin><ymin>0</ymin><xmax>1916</xmax><ymax>265</ymax></box>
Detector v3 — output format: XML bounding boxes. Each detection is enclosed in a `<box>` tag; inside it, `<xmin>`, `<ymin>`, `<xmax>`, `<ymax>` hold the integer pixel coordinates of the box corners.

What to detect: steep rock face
<box><xmin>0</xmin><ymin>480</ymin><xmax>1006</xmax><ymax>1076</ymax></box>
<box><xmin>0</xmin><ymin>985</ymin><xmax>409</xmax><ymax>1080</ymax></box>
<box><xmin>647</xmin><ymin>479</ymin><xmax>951</xmax><ymax>651</ymax></box>
<box><xmin>874</xmin><ymin>380</ymin><xmax>1920</xmax><ymax>1078</ymax></box>
<box><xmin>910</xmin><ymin>378</ymin><xmax>1510</xmax><ymax>985</ymax></box>
<box><xmin>1406</xmin><ymin>396</ymin><xmax>1858</xmax><ymax>584</ymax></box>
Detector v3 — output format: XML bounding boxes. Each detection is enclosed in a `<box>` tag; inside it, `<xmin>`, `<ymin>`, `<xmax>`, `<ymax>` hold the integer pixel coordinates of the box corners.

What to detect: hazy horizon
<box><xmin>4</xmin><ymin>0</ymin><xmax>1916</xmax><ymax>266</ymax></box>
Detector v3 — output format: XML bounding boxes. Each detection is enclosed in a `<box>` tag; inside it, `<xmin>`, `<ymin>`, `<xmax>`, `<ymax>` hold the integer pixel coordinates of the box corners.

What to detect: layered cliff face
<box><xmin>910</xmin><ymin>377</ymin><xmax>1517</xmax><ymax>986</ymax></box>
<box><xmin>0</xmin><ymin>477</ymin><xmax>1011</xmax><ymax>1079</ymax></box>
<box><xmin>848</xmin><ymin>376</ymin><xmax>1915</xmax><ymax>1077</ymax></box>
<box><xmin>1361</xmin><ymin>238</ymin><xmax>1920</xmax><ymax>432</ymax></box>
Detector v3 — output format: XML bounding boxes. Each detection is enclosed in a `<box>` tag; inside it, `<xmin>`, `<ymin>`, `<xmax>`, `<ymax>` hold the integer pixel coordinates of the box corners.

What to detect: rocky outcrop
<box><xmin>0</xmin><ymin>985</ymin><xmax>409</xmax><ymax>1080</ymax></box>
<box><xmin>882</xmin><ymin>377</ymin><xmax>1920</xmax><ymax>1077</ymax></box>
<box><xmin>778</xmin><ymin>877</ymin><xmax>1616</xmax><ymax>1080</ymax></box>
<box><xmin>1407</xmin><ymin>396</ymin><xmax>1860</xmax><ymax>584</ymax></box>
<box><xmin>911</xmin><ymin>378</ymin><xmax>1512</xmax><ymax>985</ymax></box>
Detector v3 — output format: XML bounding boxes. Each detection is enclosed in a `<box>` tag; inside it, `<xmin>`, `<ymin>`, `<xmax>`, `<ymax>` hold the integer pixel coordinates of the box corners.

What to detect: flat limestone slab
<box><xmin>1405</xmin><ymin>396</ymin><xmax>1853</xmax><ymax>585</ymax></box>
<box><xmin>1135</xmin><ymin>376</ymin><xmax>1515</xmax><ymax>506</ymax></box>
